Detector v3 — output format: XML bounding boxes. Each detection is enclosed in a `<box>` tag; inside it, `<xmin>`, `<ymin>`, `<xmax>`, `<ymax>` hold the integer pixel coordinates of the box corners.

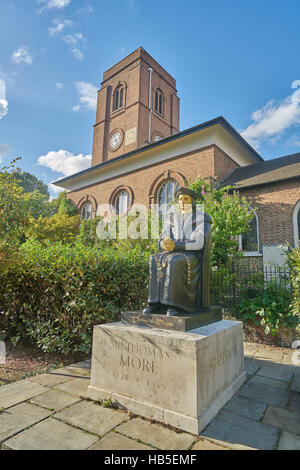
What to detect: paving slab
<box><xmin>0</xmin><ymin>380</ymin><xmax>47</xmax><ymax>410</ymax></box>
<box><xmin>243</xmin><ymin>343</ymin><xmax>259</xmax><ymax>358</ymax></box>
<box><xmin>238</xmin><ymin>380</ymin><xmax>290</xmax><ymax>407</ymax></box>
<box><xmin>278</xmin><ymin>431</ymin><xmax>300</xmax><ymax>450</ymax></box>
<box><xmin>54</xmin><ymin>401</ymin><xmax>128</xmax><ymax>436</ymax></box>
<box><xmin>249</xmin><ymin>375</ymin><xmax>289</xmax><ymax>390</ymax></box>
<box><xmin>49</xmin><ymin>365</ymin><xmax>90</xmax><ymax>378</ymax></box>
<box><xmin>253</xmin><ymin>348</ymin><xmax>285</xmax><ymax>364</ymax></box>
<box><xmin>191</xmin><ymin>438</ymin><xmax>229</xmax><ymax>450</ymax></box>
<box><xmin>287</xmin><ymin>392</ymin><xmax>300</xmax><ymax>414</ymax></box>
<box><xmin>54</xmin><ymin>377</ymin><xmax>89</xmax><ymax>398</ymax></box>
<box><xmin>0</xmin><ymin>403</ymin><xmax>52</xmax><ymax>445</ymax></box>
<box><xmin>257</xmin><ymin>366</ymin><xmax>293</xmax><ymax>382</ymax></box>
<box><xmin>244</xmin><ymin>361</ymin><xmax>261</xmax><ymax>377</ymax></box>
<box><xmin>2</xmin><ymin>417</ymin><xmax>98</xmax><ymax>450</ymax></box>
<box><xmin>202</xmin><ymin>409</ymin><xmax>279</xmax><ymax>450</ymax></box>
<box><xmin>26</xmin><ymin>373</ymin><xmax>74</xmax><ymax>387</ymax></box>
<box><xmin>223</xmin><ymin>395</ymin><xmax>267</xmax><ymax>421</ymax></box>
<box><xmin>89</xmin><ymin>432</ymin><xmax>153</xmax><ymax>450</ymax></box>
<box><xmin>116</xmin><ymin>417</ymin><xmax>196</xmax><ymax>450</ymax></box>
<box><xmin>291</xmin><ymin>376</ymin><xmax>300</xmax><ymax>393</ymax></box>
<box><xmin>263</xmin><ymin>406</ymin><xmax>300</xmax><ymax>435</ymax></box>
<box><xmin>29</xmin><ymin>389</ymin><xmax>81</xmax><ymax>411</ymax></box>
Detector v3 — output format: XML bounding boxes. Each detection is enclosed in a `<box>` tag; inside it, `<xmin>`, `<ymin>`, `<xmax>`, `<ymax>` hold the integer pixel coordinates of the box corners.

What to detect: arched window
<box><xmin>113</xmin><ymin>84</ymin><xmax>125</xmax><ymax>111</ymax></box>
<box><xmin>81</xmin><ymin>201</ymin><xmax>93</xmax><ymax>221</ymax></box>
<box><xmin>154</xmin><ymin>89</ymin><xmax>164</xmax><ymax>116</ymax></box>
<box><xmin>114</xmin><ymin>190</ymin><xmax>129</xmax><ymax>216</ymax></box>
<box><xmin>157</xmin><ymin>179</ymin><xmax>180</xmax><ymax>216</ymax></box>
<box><xmin>239</xmin><ymin>210</ymin><xmax>260</xmax><ymax>255</ymax></box>
<box><xmin>293</xmin><ymin>200</ymin><xmax>300</xmax><ymax>247</ymax></box>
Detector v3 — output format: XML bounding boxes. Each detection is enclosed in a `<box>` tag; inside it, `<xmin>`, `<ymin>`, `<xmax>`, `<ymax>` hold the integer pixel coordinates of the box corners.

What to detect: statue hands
<box><xmin>162</xmin><ymin>237</ymin><xmax>175</xmax><ymax>252</ymax></box>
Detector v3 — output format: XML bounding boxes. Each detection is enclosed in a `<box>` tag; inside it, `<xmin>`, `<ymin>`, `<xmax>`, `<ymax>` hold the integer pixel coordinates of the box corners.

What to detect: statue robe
<box><xmin>148</xmin><ymin>210</ymin><xmax>209</xmax><ymax>313</ymax></box>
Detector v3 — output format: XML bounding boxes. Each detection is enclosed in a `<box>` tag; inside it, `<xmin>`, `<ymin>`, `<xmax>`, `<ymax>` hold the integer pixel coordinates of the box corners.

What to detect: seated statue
<box><xmin>143</xmin><ymin>187</ymin><xmax>212</xmax><ymax>317</ymax></box>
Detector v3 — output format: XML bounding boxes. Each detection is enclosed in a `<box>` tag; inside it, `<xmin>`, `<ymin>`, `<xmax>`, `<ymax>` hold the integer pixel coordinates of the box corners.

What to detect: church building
<box><xmin>54</xmin><ymin>47</ymin><xmax>300</xmax><ymax>267</ymax></box>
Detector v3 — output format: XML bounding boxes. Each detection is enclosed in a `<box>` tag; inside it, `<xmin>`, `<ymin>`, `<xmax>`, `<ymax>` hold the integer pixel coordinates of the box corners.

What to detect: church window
<box><xmin>293</xmin><ymin>200</ymin><xmax>300</xmax><ymax>247</ymax></box>
<box><xmin>81</xmin><ymin>201</ymin><xmax>93</xmax><ymax>221</ymax></box>
<box><xmin>113</xmin><ymin>84</ymin><xmax>125</xmax><ymax>111</ymax></box>
<box><xmin>114</xmin><ymin>190</ymin><xmax>129</xmax><ymax>215</ymax></box>
<box><xmin>155</xmin><ymin>89</ymin><xmax>164</xmax><ymax>116</ymax></box>
<box><xmin>157</xmin><ymin>179</ymin><xmax>180</xmax><ymax>216</ymax></box>
<box><xmin>239</xmin><ymin>210</ymin><xmax>260</xmax><ymax>254</ymax></box>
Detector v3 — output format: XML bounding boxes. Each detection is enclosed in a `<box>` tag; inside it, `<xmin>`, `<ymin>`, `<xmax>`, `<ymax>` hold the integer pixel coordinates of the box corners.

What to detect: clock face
<box><xmin>109</xmin><ymin>130</ymin><xmax>123</xmax><ymax>151</ymax></box>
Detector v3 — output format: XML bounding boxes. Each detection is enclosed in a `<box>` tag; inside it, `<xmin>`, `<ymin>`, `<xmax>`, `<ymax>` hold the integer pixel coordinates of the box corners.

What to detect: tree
<box><xmin>25</xmin><ymin>212</ymin><xmax>80</xmax><ymax>244</ymax></box>
<box><xmin>189</xmin><ymin>178</ymin><xmax>254</xmax><ymax>266</ymax></box>
<box><xmin>12</xmin><ymin>171</ymin><xmax>50</xmax><ymax>197</ymax></box>
<box><xmin>0</xmin><ymin>160</ymin><xmax>29</xmax><ymax>268</ymax></box>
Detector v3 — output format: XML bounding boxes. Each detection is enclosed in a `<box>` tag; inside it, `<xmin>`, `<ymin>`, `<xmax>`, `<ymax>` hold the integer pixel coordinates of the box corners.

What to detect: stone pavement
<box><xmin>0</xmin><ymin>342</ymin><xmax>299</xmax><ymax>450</ymax></box>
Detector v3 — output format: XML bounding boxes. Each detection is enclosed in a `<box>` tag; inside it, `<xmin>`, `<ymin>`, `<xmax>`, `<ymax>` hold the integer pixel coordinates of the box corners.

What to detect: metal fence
<box><xmin>210</xmin><ymin>264</ymin><xmax>292</xmax><ymax>308</ymax></box>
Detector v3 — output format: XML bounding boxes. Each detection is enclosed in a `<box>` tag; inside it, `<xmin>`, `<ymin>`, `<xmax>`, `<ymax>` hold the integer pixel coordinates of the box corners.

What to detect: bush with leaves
<box><xmin>190</xmin><ymin>178</ymin><xmax>254</xmax><ymax>266</ymax></box>
<box><xmin>287</xmin><ymin>247</ymin><xmax>300</xmax><ymax>316</ymax></box>
<box><xmin>0</xmin><ymin>241</ymin><xmax>150</xmax><ymax>354</ymax></box>
<box><xmin>235</xmin><ymin>281</ymin><xmax>299</xmax><ymax>336</ymax></box>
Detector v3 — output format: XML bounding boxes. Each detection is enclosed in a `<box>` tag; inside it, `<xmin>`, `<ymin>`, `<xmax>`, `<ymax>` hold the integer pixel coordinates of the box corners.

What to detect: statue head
<box><xmin>178</xmin><ymin>194</ymin><xmax>192</xmax><ymax>213</ymax></box>
<box><xmin>175</xmin><ymin>187</ymin><xmax>200</xmax><ymax>214</ymax></box>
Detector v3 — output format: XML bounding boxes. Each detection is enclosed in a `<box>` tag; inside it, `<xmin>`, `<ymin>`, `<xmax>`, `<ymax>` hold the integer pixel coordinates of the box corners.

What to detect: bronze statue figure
<box><xmin>143</xmin><ymin>187</ymin><xmax>212</xmax><ymax>317</ymax></box>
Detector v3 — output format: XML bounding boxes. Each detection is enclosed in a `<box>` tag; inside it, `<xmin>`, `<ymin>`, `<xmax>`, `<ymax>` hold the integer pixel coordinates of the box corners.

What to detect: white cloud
<box><xmin>56</xmin><ymin>82</ymin><xmax>64</xmax><ymax>90</ymax></box>
<box><xmin>63</xmin><ymin>33</ymin><xmax>84</xmax><ymax>45</ymax></box>
<box><xmin>38</xmin><ymin>0</ymin><xmax>71</xmax><ymax>10</ymax></box>
<box><xmin>72</xmin><ymin>48</ymin><xmax>83</xmax><ymax>60</ymax></box>
<box><xmin>0</xmin><ymin>144</ymin><xmax>11</xmax><ymax>162</ymax></box>
<box><xmin>0</xmin><ymin>79</ymin><xmax>8</xmax><ymax>119</ymax></box>
<box><xmin>73</xmin><ymin>81</ymin><xmax>97</xmax><ymax>112</ymax></box>
<box><xmin>48</xmin><ymin>18</ymin><xmax>72</xmax><ymax>36</ymax></box>
<box><xmin>11</xmin><ymin>46</ymin><xmax>33</xmax><ymax>65</ymax></box>
<box><xmin>241</xmin><ymin>81</ymin><xmax>300</xmax><ymax>147</ymax></box>
<box><xmin>38</xmin><ymin>149</ymin><xmax>91</xmax><ymax>176</ymax></box>
<box><xmin>63</xmin><ymin>33</ymin><xmax>85</xmax><ymax>60</ymax></box>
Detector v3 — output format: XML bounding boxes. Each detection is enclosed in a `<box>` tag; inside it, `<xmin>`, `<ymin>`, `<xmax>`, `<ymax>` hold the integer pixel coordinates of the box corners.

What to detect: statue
<box><xmin>143</xmin><ymin>187</ymin><xmax>212</xmax><ymax>317</ymax></box>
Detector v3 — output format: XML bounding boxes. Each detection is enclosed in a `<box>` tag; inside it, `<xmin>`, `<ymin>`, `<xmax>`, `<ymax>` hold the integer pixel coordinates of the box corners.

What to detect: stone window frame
<box><xmin>112</xmin><ymin>82</ymin><xmax>127</xmax><ymax>113</ymax></box>
<box><xmin>109</xmin><ymin>185</ymin><xmax>134</xmax><ymax>216</ymax></box>
<box><xmin>148</xmin><ymin>170</ymin><xmax>187</xmax><ymax>208</ymax></box>
<box><xmin>77</xmin><ymin>195</ymin><xmax>97</xmax><ymax>220</ymax></box>
<box><xmin>293</xmin><ymin>199</ymin><xmax>300</xmax><ymax>247</ymax></box>
<box><xmin>154</xmin><ymin>88</ymin><xmax>164</xmax><ymax>117</ymax></box>
<box><xmin>238</xmin><ymin>208</ymin><xmax>261</xmax><ymax>256</ymax></box>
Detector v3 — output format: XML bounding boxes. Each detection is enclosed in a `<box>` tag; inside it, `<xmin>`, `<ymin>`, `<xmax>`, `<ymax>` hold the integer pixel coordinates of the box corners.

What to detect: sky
<box><xmin>1</xmin><ymin>0</ymin><xmax>300</xmax><ymax>197</ymax></box>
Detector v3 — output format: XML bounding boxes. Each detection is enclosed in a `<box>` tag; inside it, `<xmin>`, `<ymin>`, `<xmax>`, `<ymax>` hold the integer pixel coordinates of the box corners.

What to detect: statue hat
<box><xmin>174</xmin><ymin>187</ymin><xmax>200</xmax><ymax>201</ymax></box>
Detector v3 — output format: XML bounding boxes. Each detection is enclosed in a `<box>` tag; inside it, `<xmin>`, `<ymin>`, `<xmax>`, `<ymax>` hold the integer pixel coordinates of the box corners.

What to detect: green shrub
<box><xmin>0</xmin><ymin>241</ymin><xmax>150</xmax><ymax>354</ymax></box>
<box><xmin>235</xmin><ymin>281</ymin><xmax>299</xmax><ymax>336</ymax></box>
<box><xmin>287</xmin><ymin>247</ymin><xmax>300</xmax><ymax>316</ymax></box>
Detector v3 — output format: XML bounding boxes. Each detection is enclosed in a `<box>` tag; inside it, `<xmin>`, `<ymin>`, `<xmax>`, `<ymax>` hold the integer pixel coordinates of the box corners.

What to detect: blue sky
<box><xmin>1</xmin><ymin>0</ymin><xmax>300</xmax><ymax>196</ymax></box>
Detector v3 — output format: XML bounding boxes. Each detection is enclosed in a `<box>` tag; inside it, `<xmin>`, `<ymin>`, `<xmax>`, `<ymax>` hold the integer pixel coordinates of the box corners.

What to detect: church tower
<box><xmin>91</xmin><ymin>47</ymin><xmax>180</xmax><ymax>166</ymax></box>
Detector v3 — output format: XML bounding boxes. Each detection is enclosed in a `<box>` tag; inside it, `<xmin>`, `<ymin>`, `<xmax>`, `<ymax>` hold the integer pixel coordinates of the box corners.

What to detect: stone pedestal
<box><xmin>88</xmin><ymin>319</ymin><xmax>246</xmax><ymax>434</ymax></box>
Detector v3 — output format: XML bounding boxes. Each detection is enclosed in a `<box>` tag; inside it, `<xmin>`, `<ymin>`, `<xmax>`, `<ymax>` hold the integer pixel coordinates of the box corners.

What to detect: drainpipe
<box><xmin>148</xmin><ymin>67</ymin><xmax>153</xmax><ymax>143</ymax></box>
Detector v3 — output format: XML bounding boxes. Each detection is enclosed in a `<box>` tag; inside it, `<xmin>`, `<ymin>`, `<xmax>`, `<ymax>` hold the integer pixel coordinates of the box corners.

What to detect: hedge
<box><xmin>0</xmin><ymin>241</ymin><xmax>149</xmax><ymax>354</ymax></box>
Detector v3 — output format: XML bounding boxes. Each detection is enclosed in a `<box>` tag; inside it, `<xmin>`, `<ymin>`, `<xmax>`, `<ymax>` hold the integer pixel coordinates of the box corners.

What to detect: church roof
<box><xmin>53</xmin><ymin>116</ymin><xmax>263</xmax><ymax>189</ymax></box>
<box><xmin>220</xmin><ymin>152</ymin><xmax>300</xmax><ymax>189</ymax></box>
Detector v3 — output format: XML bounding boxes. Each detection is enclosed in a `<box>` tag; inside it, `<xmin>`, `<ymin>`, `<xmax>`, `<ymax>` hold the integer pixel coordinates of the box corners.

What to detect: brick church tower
<box><xmin>91</xmin><ymin>47</ymin><xmax>180</xmax><ymax>166</ymax></box>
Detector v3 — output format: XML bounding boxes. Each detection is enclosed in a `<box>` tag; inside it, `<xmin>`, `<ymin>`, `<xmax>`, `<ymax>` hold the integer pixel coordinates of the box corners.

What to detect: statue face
<box><xmin>178</xmin><ymin>194</ymin><xmax>192</xmax><ymax>212</ymax></box>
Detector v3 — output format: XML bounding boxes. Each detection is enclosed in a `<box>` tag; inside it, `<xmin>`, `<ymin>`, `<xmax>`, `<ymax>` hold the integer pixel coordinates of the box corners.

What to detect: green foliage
<box><xmin>0</xmin><ymin>159</ymin><xmax>29</xmax><ymax>266</ymax></box>
<box><xmin>190</xmin><ymin>178</ymin><xmax>254</xmax><ymax>266</ymax></box>
<box><xmin>0</xmin><ymin>241</ymin><xmax>149</xmax><ymax>354</ymax></box>
<box><xmin>235</xmin><ymin>282</ymin><xmax>299</xmax><ymax>335</ymax></box>
<box><xmin>57</xmin><ymin>192</ymin><xmax>78</xmax><ymax>217</ymax></box>
<box><xmin>287</xmin><ymin>247</ymin><xmax>300</xmax><ymax>316</ymax></box>
<box><xmin>12</xmin><ymin>171</ymin><xmax>50</xmax><ymax>197</ymax></box>
<box><xmin>25</xmin><ymin>213</ymin><xmax>80</xmax><ymax>244</ymax></box>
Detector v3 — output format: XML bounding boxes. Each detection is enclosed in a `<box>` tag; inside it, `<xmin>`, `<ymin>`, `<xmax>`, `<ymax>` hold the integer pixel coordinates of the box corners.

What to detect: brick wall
<box><xmin>240</xmin><ymin>180</ymin><xmax>300</xmax><ymax>247</ymax></box>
